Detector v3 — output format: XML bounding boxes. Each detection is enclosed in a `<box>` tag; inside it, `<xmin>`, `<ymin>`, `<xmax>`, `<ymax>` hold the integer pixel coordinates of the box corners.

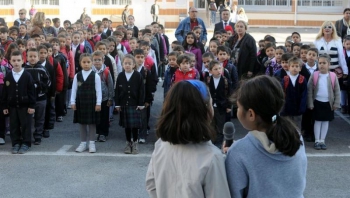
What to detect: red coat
<box><xmin>48</xmin><ymin>56</ymin><xmax>64</xmax><ymax>92</ymax></box>
<box><xmin>173</xmin><ymin>68</ymin><xmax>197</xmax><ymax>83</ymax></box>
<box><xmin>60</xmin><ymin>47</ymin><xmax>75</xmax><ymax>79</ymax></box>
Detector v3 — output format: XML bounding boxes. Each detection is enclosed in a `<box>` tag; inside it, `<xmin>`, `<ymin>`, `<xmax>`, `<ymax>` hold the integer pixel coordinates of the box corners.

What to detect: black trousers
<box><xmin>97</xmin><ymin>100</ymin><xmax>110</xmax><ymax>136</ymax></box>
<box><xmin>301</xmin><ymin>108</ymin><xmax>315</xmax><ymax>139</ymax></box>
<box><xmin>44</xmin><ymin>97</ymin><xmax>56</xmax><ymax>130</ymax></box>
<box><xmin>9</xmin><ymin>107</ymin><xmax>32</xmax><ymax>147</ymax></box>
<box><xmin>55</xmin><ymin>92</ymin><xmax>65</xmax><ymax>117</ymax></box>
<box><xmin>212</xmin><ymin>107</ymin><xmax>225</xmax><ymax>149</ymax></box>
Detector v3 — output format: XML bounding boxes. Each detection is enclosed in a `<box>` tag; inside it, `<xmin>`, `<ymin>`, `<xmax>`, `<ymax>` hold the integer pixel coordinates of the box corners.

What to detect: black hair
<box><xmin>233</xmin><ymin>75</ymin><xmax>302</xmax><ymax>156</ymax></box>
<box><xmin>171</xmin><ymin>40</ymin><xmax>181</xmax><ymax>45</ymax></box>
<box><xmin>214</xmin><ymin>31</ymin><xmax>222</xmax><ymax>36</ymax></box>
<box><xmin>42</xmin><ymin>42</ymin><xmax>53</xmax><ymax>49</ymax></box>
<box><xmin>151</xmin><ymin>22</ymin><xmax>158</xmax><ymax>26</ymax></box>
<box><xmin>0</xmin><ymin>27</ymin><xmax>8</xmax><ymax>33</ymax></box>
<box><xmin>173</xmin><ymin>45</ymin><xmax>185</xmax><ymax>52</ymax></box>
<box><xmin>281</xmin><ymin>53</ymin><xmax>294</xmax><ymax>62</ymax></box>
<box><xmin>264</xmin><ymin>43</ymin><xmax>276</xmax><ymax>51</ymax></box>
<box><xmin>217</xmin><ymin>45</ymin><xmax>231</xmax><ymax>54</ymax></box>
<box><xmin>49</xmin><ymin>37</ymin><xmax>59</xmax><ymax>44</ymax></box>
<box><xmin>134</xmin><ymin>48</ymin><xmax>144</xmax><ymax>56</ymax></box>
<box><xmin>15</xmin><ymin>39</ymin><xmax>25</xmax><ymax>46</ymax></box>
<box><xmin>291</xmin><ymin>32</ymin><xmax>301</xmax><ymax>38</ymax></box>
<box><xmin>176</xmin><ymin>54</ymin><xmax>191</xmax><ymax>65</ymax></box>
<box><xmin>288</xmin><ymin>56</ymin><xmax>301</xmax><ymax>66</ymax></box>
<box><xmin>208</xmin><ymin>60</ymin><xmax>220</xmax><ymax>70</ymax></box>
<box><xmin>168</xmin><ymin>51</ymin><xmax>179</xmax><ymax>58</ymax></box>
<box><xmin>52</xmin><ymin>18</ymin><xmax>59</xmax><ymax>24</ymax></box>
<box><xmin>300</xmin><ymin>44</ymin><xmax>310</xmax><ymax>51</ymax></box>
<box><xmin>291</xmin><ymin>43</ymin><xmax>302</xmax><ymax>51</ymax></box>
<box><xmin>264</xmin><ymin>36</ymin><xmax>276</xmax><ymax>44</ymax></box>
<box><xmin>276</xmin><ymin>46</ymin><xmax>287</xmax><ymax>53</ymax></box>
<box><xmin>307</xmin><ymin>47</ymin><xmax>318</xmax><ymax>55</ymax></box>
<box><xmin>37</xmin><ymin>44</ymin><xmax>48</xmax><ymax>52</ymax></box>
<box><xmin>318</xmin><ymin>53</ymin><xmax>331</xmax><ymax>63</ymax></box>
<box><xmin>10</xmin><ymin>50</ymin><xmax>22</xmax><ymax>59</ymax></box>
<box><xmin>107</xmin><ymin>37</ymin><xmax>118</xmax><ymax>57</ymax></box>
<box><xmin>5</xmin><ymin>43</ymin><xmax>19</xmax><ymax>60</ymax></box>
<box><xmin>183</xmin><ymin>32</ymin><xmax>198</xmax><ymax>49</ymax></box>
<box><xmin>142</xmin><ymin>29</ymin><xmax>152</xmax><ymax>35</ymax></box>
<box><xmin>63</xmin><ymin>20</ymin><xmax>71</xmax><ymax>25</ymax></box>
<box><xmin>343</xmin><ymin>8</ymin><xmax>350</xmax><ymax>14</ymax></box>
<box><xmin>202</xmin><ymin>52</ymin><xmax>215</xmax><ymax>59</ymax></box>
<box><xmin>192</xmin><ymin>26</ymin><xmax>201</xmax><ymax>32</ymax></box>
<box><xmin>209</xmin><ymin>38</ymin><xmax>220</xmax><ymax>46</ymax></box>
<box><xmin>139</xmin><ymin>40</ymin><xmax>150</xmax><ymax>48</ymax></box>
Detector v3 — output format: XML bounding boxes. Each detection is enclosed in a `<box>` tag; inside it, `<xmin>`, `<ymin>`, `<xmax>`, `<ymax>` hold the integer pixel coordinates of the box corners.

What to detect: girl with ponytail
<box><xmin>225</xmin><ymin>75</ymin><xmax>307</xmax><ymax>198</ymax></box>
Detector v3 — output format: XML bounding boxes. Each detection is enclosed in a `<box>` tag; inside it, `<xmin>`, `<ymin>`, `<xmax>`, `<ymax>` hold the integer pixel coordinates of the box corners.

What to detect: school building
<box><xmin>0</xmin><ymin>0</ymin><xmax>348</xmax><ymax>28</ymax></box>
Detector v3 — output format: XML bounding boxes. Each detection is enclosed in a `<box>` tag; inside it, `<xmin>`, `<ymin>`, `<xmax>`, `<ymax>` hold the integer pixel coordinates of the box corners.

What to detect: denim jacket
<box><xmin>175</xmin><ymin>17</ymin><xmax>207</xmax><ymax>44</ymax></box>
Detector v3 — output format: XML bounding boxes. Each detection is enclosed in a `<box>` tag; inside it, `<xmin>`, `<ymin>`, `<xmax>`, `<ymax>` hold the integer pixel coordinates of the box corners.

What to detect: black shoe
<box><xmin>47</xmin><ymin>124</ymin><xmax>54</xmax><ymax>130</ymax></box>
<box><xmin>34</xmin><ymin>138</ymin><xmax>41</xmax><ymax>145</ymax></box>
<box><xmin>314</xmin><ymin>142</ymin><xmax>321</xmax><ymax>150</ymax></box>
<box><xmin>320</xmin><ymin>142</ymin><xmax>327</xmax><ymax>150</ymax></box>
<box><xmin>43</xmin><ymin>130</ymin><xmax>50</xmax><ymax>138</ymax></box>
<box><xmin>18</xmin><ymin>144</ymin><xmax>30</xmax><ymax>154</ymax></box>
<box><xmin>12</xmin><ymin>144</ymin><xmax>21</xmax><ymax>154</ymax></box>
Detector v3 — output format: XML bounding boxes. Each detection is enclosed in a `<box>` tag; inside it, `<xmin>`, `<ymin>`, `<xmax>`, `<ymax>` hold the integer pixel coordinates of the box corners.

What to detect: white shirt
<box><xmin>347</xmin><ymin>50</ymin><xmax>350</xmax><ymax>57</ymax></box>
<box><xmin>305</xmin><ymin>62</ymin><xmax>317</xmax><ymax>76</ymax></box>
<box><xmin>315</xmin><ymin>73</ymin><xmax>329</xmax><ymax>102</ymax></box>
<box><xmin>288</xmin><ymin>74</ymin><xmax>299</xmax><ymax>87</ymax></box>
<box><xmin>117</xmin><ymin>43</ymin><xmax>128</xmax><ymax>55</ymax></box>
<box><xmin>12</xmin><ymin>68</ymin><xmax>24</xmax><ymax>82</ymax></box>
<box><xmin>41</xmin><ymin>60</ymin><xmax>46</xmax><ymax>67</ymax></box>
<box><xmin>137</xmin><ymin>65</ymin><xmax>143</xmax><ymax>73</ymax></box>
<box><xmin>71</xmin><ymin>43</ymin><xmax>79</xmax><ymax>59</ymax></box>
<box><xmin>222</xmin><ymin>21</ymin><xmax>229</xmax><ymax>29</ymax></box>
<box><xmin>125</xmin><ymin>70</ymin><xmax>134</xmax><ymax>81</ymax></box>
<box><xmin>213</xmin><ymin>76</ymin><xmax>220</xmax><ymax>89</ymax></box>
<box><xmin>70</xmin><ymin>69</ymin><xmax>102</xmax><ymax>105</ymax></box>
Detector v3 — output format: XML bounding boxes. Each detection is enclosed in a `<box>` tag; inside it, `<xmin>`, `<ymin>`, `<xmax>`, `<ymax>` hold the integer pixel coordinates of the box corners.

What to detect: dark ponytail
<box><xmin>233</xmin><ymin>75</ymin><xmax>302</xmax><ymax>157</ymax></box>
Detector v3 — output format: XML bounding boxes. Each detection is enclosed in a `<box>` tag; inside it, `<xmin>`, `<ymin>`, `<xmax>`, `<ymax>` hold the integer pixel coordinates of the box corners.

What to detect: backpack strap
<box><xmin>283</xmin><ymin>75</ymin><xmax>290</xmax><ymax>93</ymax></box>
<box><xmin>329</xmin><ymin>72</ymin><xmax>336</xmax><ymax>90</ymax></box>
<box><xmin>313</xmin><ymin>71</ymin><xmax>320</xmax><ymax>88</ymax></box>
<box><xmin>224</xmin><ymin>76</ymin><xmax>228</xmax><ymax>96</ymax></box>
<box><xmin>298</xmin><ymin>75</ymin><xmax>305</xmax><ymax>84</ymax></box>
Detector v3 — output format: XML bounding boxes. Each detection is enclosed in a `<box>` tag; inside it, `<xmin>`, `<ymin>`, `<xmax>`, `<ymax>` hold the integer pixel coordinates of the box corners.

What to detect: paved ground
<box><xmin>1</xmin><ymin>28</ymin><xmax>350</xmax><ymax>198</ymax></box>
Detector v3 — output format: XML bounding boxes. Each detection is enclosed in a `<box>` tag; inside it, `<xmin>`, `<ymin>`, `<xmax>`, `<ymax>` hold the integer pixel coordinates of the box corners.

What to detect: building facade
<box><xmin>0</xmin><ymin>0</ymin><xmax>348</xmax><ymax>28</ymax></box>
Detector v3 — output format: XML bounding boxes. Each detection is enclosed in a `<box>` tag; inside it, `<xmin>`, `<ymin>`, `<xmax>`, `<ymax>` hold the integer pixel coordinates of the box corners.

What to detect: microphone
<box><xmin>223</xmin><ymin>122</ymin><xmax>235</xmax><ymax>147</ymax></box>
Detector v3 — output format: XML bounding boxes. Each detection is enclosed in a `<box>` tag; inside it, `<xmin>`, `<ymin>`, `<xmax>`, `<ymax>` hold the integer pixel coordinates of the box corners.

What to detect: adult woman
<box><xmin>314</xmin><ymin>21</ymin><xmax>349</xmax><ymax>112</ymax></box>
<box><xmin>335</xmin><ymin>8</ymin><xmax>350</xmax><ymax>41</ymax></box>
<box><xmin>29</xmin><ymin>12</ymin><xmax>45</xmax><ymax>36</ymax></box>
<box><xmin>236</xmin><ymin>7</ymin><xmax>248</xmax><ymax>24</ymax></box>
<box><xmin>122</xmin><ymin>5</ymin><xmax>130</xmax><ymax>26</ymax></box>
<box><xmin>227</xmin><ymin>20</ymin><xmax>256</xmax><ymax>79</ymax></box>
<box><xmin>230</xmin><ymin>4</ymin><xmax>237</xmax><ymax>23</ymax></box>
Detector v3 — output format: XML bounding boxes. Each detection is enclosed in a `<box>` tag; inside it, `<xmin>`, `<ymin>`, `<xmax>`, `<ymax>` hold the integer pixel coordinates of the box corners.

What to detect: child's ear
<box><xmin>247</xmin><ymin>108</ymin><xmax>256</xmax><ymax>122</ymax></box>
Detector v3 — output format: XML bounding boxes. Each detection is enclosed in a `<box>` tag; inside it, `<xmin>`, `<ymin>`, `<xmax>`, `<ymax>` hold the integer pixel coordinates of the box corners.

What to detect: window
<box><xmin>194</xmin><ymin>0</ymin><xmax>206</xmax><ymax>8</ymax></box>
<box><xmin>0</xmin><ymin>0</ymin><xmax>13</xmax><ymax>5</ymax></box>
<box><xmin>32</xmin><ymin>0</ymin><xmax>59</xmax><ymax>5</ymax></box>
<box><xmin>238</xmin><ymin>0</ymin><xmax>291</xmax><ymax>6</ymax></box>
<box><xmin>298</xmin><ymin>0</ymin><xmax>342</xmax><ymax>6</ymax></box>
<box><xmin>97</xmin><ymin>0</ymin><xmax>131</xmax><ymax>5</ymax></box>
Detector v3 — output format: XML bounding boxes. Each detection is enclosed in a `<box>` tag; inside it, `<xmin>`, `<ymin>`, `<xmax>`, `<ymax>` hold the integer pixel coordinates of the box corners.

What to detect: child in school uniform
<box><xmin>134</xmin><ymin>49</ymin><xmax>155</xmax><ymax>143</ymax></box>
<box><xmin>2</xmin><ymin>50</ymin><xmax>36</xmax><ymax>154</ymax></box>
<box><xmin>95</xmin><ymin>41</ymin><xmax>117</xmax><ymax>84</ymax></box>
<box><xmin>71</xmin><ymin>53</ymin><xmax>102</xmax><ymax>153</ymax></box>
<box><xmin>172</xmin><ymin>54</ymin><xmax>199</xmax><ymax>84</ymax></box>
<box><xmin>163</xmin><ymin>51</ymin><xmax>179</xmax><ymax>98</ymax></box>
<box><xmin>208</xmin><ymin>39</ymin><xmax>220</xmax><ymax>59</ymax></box>
<box><xmin>192</xmin><ymin>26</ymin><xmax>205</xmax><ymax>54</ymax></box>
<box><xmin>300</xmin><ymin>45</ymin><xmax>310</xmax><ymax>64</ymax></box>
<box><xmin>0</xmin><ymin>49</ymin><xmax>10</xmax><ymax>145</ymax></box>
<box><xmin>92</xmin><ymin>51</ymin><xmax>114</xmax><ymax>142</ymax></box>
<box><xmin>281</xmin><ymin>57</ymin><xmax>307</xmax><ymax>128</ymax></box>
<box><xmin>206</xmin><ymin>60</ymin><xmax>232</xmax><ymax>149</ymax></box>
<box><xmin>71</xmin><ymin>32</ymin><xmax>90</xmax><ymax>74</ymax></box>
<box><xmin>300</xmin><ymin>48</ymin><xmax>318</xmax><ymax>142</ymax></box>
<box><xmin>24</xmin><ymin>48</ymin><xmax>51</xmax><ymax>145</ymax></box>
<box><xmin>183</xmin><ymin>32</ymin><xmax>203</xmax><ymax>73</ymax></box>
<box><xmin>115</xmin><ymin>54</ymin><xmax>145</xmax><ymax>154</ymax></box>
<box><xmin>308</xmin><ymin>54</ymin><xmax>340</xmax><ymax>150</ymax></box>
<box><xmin>217</xmin><ymin>46</ymin><xmax>238</xmax><ymax>90</ymax></box>
<box><xmin>274</xmin><ymin>53</ymin><xmax>293</xmax><ymax>82</ymax></box>
<box><xmin>265</xmin><ymin>45</ymin><xmax>286</xmax><ymax>76</ymax></box>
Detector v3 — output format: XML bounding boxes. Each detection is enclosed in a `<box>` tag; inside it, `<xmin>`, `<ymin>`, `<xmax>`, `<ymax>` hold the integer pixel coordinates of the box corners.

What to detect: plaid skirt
<box><xmin>119</xmin><ymin>106</ymin><xmax>142</xmax><ymax>129</ymax></box>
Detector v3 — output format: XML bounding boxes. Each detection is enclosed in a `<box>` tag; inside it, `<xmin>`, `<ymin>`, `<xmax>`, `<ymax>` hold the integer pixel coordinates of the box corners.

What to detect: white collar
<box><xmin>13</xmin><ymin>68</ymin><xmax>24</xmax><ymax>75</ymax></box>
<box><xmin>305</xmin><ymin>62</ymin><xmax>317</xmax><ymax>70</ymax></box>
<box><xmin>137</xmin><ymin>65</ymin><xmax>143</xmax><ymax>72</ymax></box>
<box><xmin>41</xmin><ymin>60</ymin><xmax>46</xmax><ymax>66</ymax></box>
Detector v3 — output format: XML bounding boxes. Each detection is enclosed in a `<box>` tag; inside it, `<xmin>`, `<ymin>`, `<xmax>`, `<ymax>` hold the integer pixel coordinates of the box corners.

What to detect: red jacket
<box><xmin>144</xmin><ymin>56</ymin><xmax>155</xmax><ymax>71</ymax></box>
<box><xmin>173</xmin><ymin>68</ymin><xmax>197</xmax><ymax>83</ymax></box>
<box><xmin>60</xmin><ymin>47</ymin><xmax>75</xmax><ymax>79</ymax></box>
<box><xmin>48</xmin><ymin>56</ymin><xmax>64</xmax><ymax>92</ymax></box>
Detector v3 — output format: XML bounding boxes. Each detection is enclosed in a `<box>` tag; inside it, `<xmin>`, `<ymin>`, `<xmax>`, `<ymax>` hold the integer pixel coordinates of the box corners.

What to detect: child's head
<box><xmin>285</xmin><ymin>36</ymin><xmax>293</xmax><ymax>52</ymax></box>
<box><xmin>19</xmin><ymin>24</ymin><xmax>27</xmax><ymax>35</ymax></box>
<box><xmin>192</xmin><ymin>26</ymin><xmax>201</xmax><ymax>40</ymax></box>
<box><xmin>184</xmin><ymin>32</ymin><xmax>197</xmax><ymax>48</ymax></box>
<box><xmin>288</xmin><ymin>56</ymin><xmax>301</xmax><ymax>76</ymax></box>
<box><xmin>129</xmin><ymin>37</ymin><xmax>138</xmax><ymax>51</ymax></box>
<box><xmin>113</xmin><ymin>30</ymin><xmax>124</xmax><ymax>44</ymax></box>
<box><xmin>102</xmin><ymin>18</ymin><xmax>109</xmax><ymax>28</ymax></box>
<box><xmin>167</xmin><ymin>51</ymin><xmax>179</xmax><ymax>67</ymax></box>
<box><xmin>217</xmin><ymin>45</ymin><xmax>230</xmax><ymax>62</ymax></box>
<box><xmin>0</xmin><ymin>27</ymin><xmax>8</xmax><ymax>41</ymax></box>
<box><xmin>57</xmin><ymin>34</ymin><xmax>67</xmax><ymax>48</ymax></box>
<box><xmin>264</xmin><ymin>36</ymin><xmax>276</xmax><ymax>45</ymax></box>
<box><xmin>91</xmin><ymin>25</ymin><xmax>98</xmax><ymax>35</ymax></box>
<box><xmin>95</xmin><ymin>41</ymin><xmax>108</xmax><ymax>55</ymax></box>
<box><xmin>86</xmin><ymin>28</ymin><xmax>92</xmax><ymax>39</ymax></box>
<box><xmin>156</xmin><ymin>80</ymin><xmax>214</xmax><ymax>144</ymax></box>
<box><xmin>275</xmin><ymin>46</ymin><xmax>286</xmax><ymax>63</ymax></box>
<box><xmin>281</xmin><ymin>53</ymin><xmax>293</xmax><ymax>71</ymax></box>
<box><xmin>66</xmin><ymin>35</ymin><xmax>72</xmax><ymax>46</ymax></box>
<box><xmin>27</xmin><ymin>48</ymin><xmax>39</xmax><ymax>65</ymax></box>
<box><xmin>37</xmin><ymin>45</ymin><xmax>48</xmax><ymax>62</ymax></box>
<box><xmin>5</xmin><ymin>43</ymin><xmax>19</xmax><ymax>61</ymax></box>
<box><xmin>291</xmin><ymin>32</ymin><xmax>301</xmax><ymax>43</ymax></box>
<box><xmin>139</xmin><ymin>41</ymin><xmax>150</xmax><ymax>56</ymax></box>
<box><xmin>16</xmin><ymin>39</ymin><xmax>26</xmax><ymax>53</ymax></box>
<box><xmin>225</xmin><ymin>26</ymin><xmax>234</xmax><ymax>37</ymax></box>
<box><xmin>9</xmin><ymin>27</ymin><xmax>19</xmax><ymax>40</ymax></box>
<box><xmin>209</xmin><ymin>60</ymin><xmax>222</xmax><ymax>78</ymax></box>
<box><xmin>72</xmin><ymin>32</ymin><xmax>81</xmax><ymax>45</ymax></box>
<box><xmin>126</xmin><ymin>28</ymin><xmax>133</xmax><ymax>40</ymax></box>
<box><xmin>258</xmin><ymin>39</ymin><xmax>265</xmax><ymax>51</ymax></box>
<box><xmin>42</xmin><ymin>43</ymin><xmax>53</xmax><ymax>56</ymax></box>
<box><xmin>134</xmin><ymin>49</ymin><xmax>145</xmax><ymax>67</ymax></box>
<box><xmin>291</xmin><ymin>43</ymin><xmax>302</xmax><ymax>58</ymax></box>
<box><xmin>318</xmin><ymin>54</ymin><xmax>331</xmax><ymax>74</ymax></box>
<box><xmin>66</xmin><ymin>27</ymin><xmax>74</xmax><ymax>35</ymax></box>
<box><xmin>26</xmin><ymin>38</ymin><xmax>36</xmax><ymax>49</ymax></box>
<box><xmin>221</xmin><ymin>30</ymin><xmax>228</xmax><ymax>43</ymax></box>
<box><xmin>300</xmin><ymin>44</ymin><xmax>310</xmax><ymax>62</ymax></box>
<box><xmin>177</xmin><ymin>54</ymin><xmax>191</xmax><ymax>72</ymax></box>
<box><xmin>107</xmin><ymin>37</ymin><xmax>117</xmax><ymax>54</ymax></box>
<box><xmin>306</xmin><ymin>48</ymin><xmax>318</xmax><ymax>65</ymax></box>
<box><xmin>52</xmin><ymin>18</ymin><xmax>60</xmax><ymax>28</ymax></box>
<box><xmin>343</xmin><ymin>35</ymin><xmax>350</xmax><ymax>50</ymax></box>
<box><xmin>213</xmin><ymin>31</ymin><xmax>222</xmax><ymax>43</ymax></box>
<box><xmin>63</xmin><ymin>20</ymin><xmax>71</xmax><ymax>29</ymax></box>
<box><xmin>122</xmin><ymin>54</ymin><xmax>137</xmax><ymax>72</ymax></box>
<box><xmin>264</xmin><ymin>43</ymin><xmax>276</xmax><ymax>59</ymax></box>
<box><xmin>171</xmin><ymin>40</ymin><xmax>181</xmax><ymax>51</ymax></box>
<box><xmin>39</xmin><ymin>33</ymin><xmax>46</xmax><ymax>43</ymax></box>
<box><xmin>10</xmin><ymin>50</ymin><xmax>23</xmax><ymax>70</ymax></box>
<box><xmin>49</xmin><ymin>37</ymin><xmax>60</xmax><ymax>54</ymax></box>
<box><xmin>202</xmin><ymin>52</ymin><xmax>215</xmax><ymax>69</ymax></box>
<box><xmin>127</xmin><ymin>15</ymin><xmax>135</xmax><ymax>26</ymax></box>
<box><xmin>209</xmin><ymin>38</ymin><xmax>220</xmax><ymax>55</ymax></box>
<box><xmin>234</xmin><ymin>75</ymin><xmax>302</xmax><ymax>156</ymax></box>
<box><xmin>45</xmin><ymin>18</ymin><xmax>52</xmax><ymax>27</ymax></box>
<box><xmin>185</xmin><ymin>52</ymin><xmax>196</xmax><ymax>68</ymax></box>
<box><xmin>83</xmin><ymin>16</ymin><xmax>91</xmax><ymax>26</ymax></box>
<box><xmin>79</xmin><ymin>53</ymin><xmax>93</xmax><ymax>71</ymax></box>
<box><xmin>173</xmin><ymin>45</ymin><xmax>185</xmax><ymax>55</ymax></box>
<box><xmin>92</xmin><ymin>50</ymin><xmax>105</xmax><ymax>69</ymax></box>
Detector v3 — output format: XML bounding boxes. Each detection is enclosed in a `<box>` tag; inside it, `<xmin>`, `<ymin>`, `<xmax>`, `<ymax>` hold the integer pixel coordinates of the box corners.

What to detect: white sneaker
<box><xmin>158</xmin><ymin>77</ymin><xmax>163</xmax><ymax>82</ymax></box>
<box><xmin>89</xmin><ymin>142</ymin><xmax>96</xmax><ymax>153</ymax></box>
<box><xmin>75</xmin><ymin>142</ymin><xmax>87</xmax><ymax>153</ymax></box>
<box><xmin>139</xmin><ymin>138</ymin><xmax>146</xmax><ymax>144</ymax></box>
<box><xmin>124</xmin><ymin>141</ymin><xmax>132</xmax><ymax>154</ymax></box>
<box><xmin>0</xmin><ymin>138</ymin><xmax>5</xmax><ymax>145</ymax></box>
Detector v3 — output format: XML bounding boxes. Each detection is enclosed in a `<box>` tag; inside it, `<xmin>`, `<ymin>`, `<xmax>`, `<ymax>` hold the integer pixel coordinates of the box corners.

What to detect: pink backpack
<box><xmin>312</xmin><ymin>71</ymin><xmax>336</xmax><ymax>90</ymax></box>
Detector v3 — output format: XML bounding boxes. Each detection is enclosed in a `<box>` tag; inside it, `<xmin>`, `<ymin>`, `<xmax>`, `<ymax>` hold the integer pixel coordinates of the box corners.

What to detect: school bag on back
<box><xmin>312</xmin><ymin>71</ymin><xmax>336</xmax><ymax>90</ymax></box>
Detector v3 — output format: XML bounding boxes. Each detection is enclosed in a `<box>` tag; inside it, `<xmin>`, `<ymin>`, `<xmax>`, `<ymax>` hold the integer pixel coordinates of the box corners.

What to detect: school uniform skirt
<box><xmin>119</xmin><ymin>106</ymin><xmax>142</xmax><ymax>129</ymax></box>
<box><xmin>313</xmin><ymin>100</ymin><xmax>334</xmax><ymax>121</ymax></box>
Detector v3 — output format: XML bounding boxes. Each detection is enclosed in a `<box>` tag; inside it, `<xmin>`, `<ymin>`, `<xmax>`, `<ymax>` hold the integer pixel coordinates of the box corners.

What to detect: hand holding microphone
<box><xmin>222</xmin><ymin>122</ymin><xmax>235</xmax><ymax>153</ymax></box>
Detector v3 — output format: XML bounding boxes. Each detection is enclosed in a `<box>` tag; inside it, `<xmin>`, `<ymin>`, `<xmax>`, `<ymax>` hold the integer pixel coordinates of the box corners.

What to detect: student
<box><xmin>86</xmin><ymin>28</ymin><xmax>95</xmax><ymax>50</ymax></box>
<box><xmin>201</xmin><ymin>52</ymin><xmax>215</xmax><ymax>81</ymax></box>
<box><xmin>107</xmin><ymin>36</ymin><xmax>123</xmax><ymax>77</ymax></box>
<box><xmin>114</xmin><ymin>54</ymin><xmax>145</xmax><ymax>154</ymax></box>
<box><xmin>91</xmin><ymin>51</ymin><xmax>114</xmax><ymax>142</ymax></box>
<box><xmin>3</xmin><ymin>43</ymin><xmax>19</xmax><ymax>70</ymax></box>
<box><xmin>128</xmin><ymin>37</ymin><xmax>138</xmax><ymax>55</ymax></box>
<box><xmin>170</xmin><ymin>40</ymin><xmax>181</xmax><ymax>51</ymax></box>
<box><xmin>257</xmin><ymin>39</ymin><xmax>265</xmax><ymax>56</ymax></box>
<box><xmin>206</xmin><ymin>60</ymin><xmax>232</xmax><ymax>148</ymax></box>
<box><xmin>24</xmin><ymin>48</ymin><xmax>51</xmax><ymax>145</ymax></box>
<box><xmin>300</xmin><ymin>48</ymin><xmax>318</xmax><ymax>142</ymax></box>
<box><xmin>292</xmin><ymin>42</ymin><xmax>302</xmax><ymax>58</ymax></box>
<box><xmin>102</xmin><ymin>18</ymin><xmax>112</xmax><ymax>36</ymax></box>
<box><xmin>274</xmin><ymin>53</ymin><xmax>293</xmax><ymax>82</ymax></box>
<box><xmin>8</xmin><ymin>27</ymin><xmax>19</xmax><ymax>41</ymax></box>
<box><xmin>285</xmin><ymin>36</ymin><xmax>293</xmax><ymax>53</ymax></box>
<box><xmin>94</xmin><ymin>41</ymin><xmax>117</xmax><ymax>84</ymax></box>
<box><xmin>266</xmin><ymin>45</ymin><xmax>286</xmax><ymax>76</ymax></box>
<box><xmin>225</xmin><ymin>75</ymin><xmax>307</xmax><ymax>197</ymax></box>
<box><xmin>308</xmin><ymin>54</ymin><xmax>340</xmax><ymax>150</ymax></box>
<box><xmin>71</xmin><ymin>32</ymin><xmax>89</xmax><ymax>74</ymax></box>
<box><xmin>173</xmin><ymin>45</ymin><xmax>185</xmax><ymax>55</ymax></box>
<box><xmin>16</xmin><ymin>39</ymin><xmax>26</xmax><ymax>53</ymax></box>
<box><xmin>0</xmin><ymin>27</ymin><xmax>12</xmax><ymax>52</ymax></box>
<box><xmin>134</xmin><ymin>49</ymin><xmax>155</xmax><ymax>143</ymax></box>
<box><xmin>292</xmin><ymin>32</ymin><xmax>302</xmax><ymax>43</ymax></box>
<box><xmin>112</xmin><ymin>30</ymin><xmax>128</xmax><ymax>55</ymax></box>
<box><xmin>217</xmin><ymin>45</ymin><xmax>238</xmax><ymax>90</ymax></box>
<box><xmin>146</xmin><ymin>80</ymin><xmax>231</xmax><ymax>198</ymax></box>
<box><xmin>213</xmin><ymin>31</ymin><xmax>223</xmax><ymax>44</ymax></box>
<box><xmin>139</xmin><ymin>40</ymin><xmax>158</xmax><ymax>86</ymax></box>
<box><xmin>163</xmin><ymin>51</ymin><xmax>179</xmax><ymax>98</ymax></box>
<box><xmin>343</xmin><ymin>36</ymin><xmax>350</xmax><ymax>114</ymax></box>
<box><xmin>125</xmin><ymin>15</ymin><xmax>139</xmax><ymax>38</ymax></box>
<box><xmin>183</xmin><ymin>32</ymin><xmax>203</xmax><ymax>72</ymax></box>
<box><xmin>2</xmin><ymin>50</ymin><xmax>36</xmax><ymax>154</ymax></box>
<box><xmin>208</xmin><ymin>38</ymin><xmax>220</xmax><ymax>58</ymax></box>
<box><xmin>44</xmin><ymin>18</ymin><xmax>57</xmax><ymax>37</ymax></box>
<box><xmin>159</xmin><ymin>24</ymin><xmax>169</xmax><ymax>56</ymax></box>
<box><xmin>281</xmin><ymin>56</ymin><xmax>307</xmax><ymax>128</ymax></box>
<box><xmin>172</xmin><ymin>54</ymin><xmax>198</xmax><ymax>84</ymax></box>
<box><xmin>71</xmin><ymin>53</ymin><xmax>102</xmax><ymax>153</ymax></box>
<box><xmin>0</xmin><ymin>49</ymin><xmax>10</xmax><ymax>145</ymax></box>
<box><xmin>262</xmin><ymin>43</ymin><xmax>276</xmax><ymax>74</ymax></box>
<box><xmin>192</xmin><ymin>26</ymin><xmax>205</xmax><ymax>54</ymax></box>
<box><xmin>19</xmin><ymin>24</ymin><xmax>30</xmax><ymax>40</ymax></box>
<box><xmin>300</xmin><ymin>44</ymin><xmax>310</xmax><ymax>63</ymax></box>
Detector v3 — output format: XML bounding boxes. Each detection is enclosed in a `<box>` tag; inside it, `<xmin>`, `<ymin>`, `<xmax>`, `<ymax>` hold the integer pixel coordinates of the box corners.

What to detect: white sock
<box><xmin>319</xmin><ymin>139</ymin><xmax>325</xmax><ymax>143</ymax></box>
<box><xmin>320</xmin><ymin>121</ymin><xmax>329</xmax><ymax>141</ymax></box>
<box><xmin>314</xmin><ymin>121</ymin><xmax>322</xmax><ymax>141</ymax></box>
<box><xmin>89</xmin><ymin>141</ymin><xmax>95</xmax><ymax>145</ymax></box>
<box><xmin>80</xmin><ymin>142</ymin><xmax>86</xmax><ymax>145</ymax></box>
<box><xmin>315</xmin><ymin>140</ymin><xmax>320</xmax><ymax>143</ymax></box>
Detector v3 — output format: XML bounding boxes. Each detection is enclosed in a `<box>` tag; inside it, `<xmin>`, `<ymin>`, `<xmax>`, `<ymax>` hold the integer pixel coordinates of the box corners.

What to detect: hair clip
<box><xmin>272</xmin><ymin>115</ymin><xmax>277</xmax><ymax>123</ymax></box>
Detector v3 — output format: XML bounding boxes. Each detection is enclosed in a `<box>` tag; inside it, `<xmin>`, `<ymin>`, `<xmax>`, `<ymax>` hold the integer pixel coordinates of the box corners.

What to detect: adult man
<box><xmin>124</xmin><ymin>15</ymin><xmax>139</xmax><ymax>38</ymax></box>
<box><xmin>151</xmin><ymin>0</ymin><xmax>160</xmax><ymax>23</ymax></box>
<box><xmin>175</xmin><ymin>7</ymin><xmax>207</xmax><ymax>44</ymax></box>
<box><xmin>214</xmin><ymin>9</ymin><xmax>235</xmax><ymax>33</ymax></box>
<box><xmin>14</xmin><ymin>9</ymin><xmax>29</xmax><ymax>27</ymax></box>
<box><xmin>335</xmin><ymin>8</ymin><xmax>350</xmax><ymax>41</ymax></box>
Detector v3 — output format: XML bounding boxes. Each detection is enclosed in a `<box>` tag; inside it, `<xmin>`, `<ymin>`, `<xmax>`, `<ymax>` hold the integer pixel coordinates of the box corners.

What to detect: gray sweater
<box><xmin>92</xmin><ymin>65</ymin><xmax>114</xmax><ymax>102</ymax></box>
<box><xmin>225</xmin><ymin>131</ymin><xmax>307</xmax><ymax>198</ymax></box>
